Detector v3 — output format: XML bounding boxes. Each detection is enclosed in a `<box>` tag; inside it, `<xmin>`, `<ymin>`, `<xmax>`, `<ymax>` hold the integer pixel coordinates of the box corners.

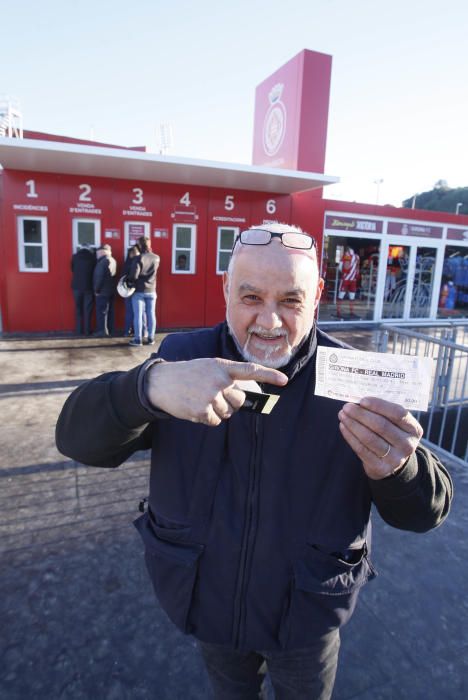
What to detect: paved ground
<box><xmin>1</xmin><ymin>329</ymin><xmax>467</xmax><ymax>699</ymax></box>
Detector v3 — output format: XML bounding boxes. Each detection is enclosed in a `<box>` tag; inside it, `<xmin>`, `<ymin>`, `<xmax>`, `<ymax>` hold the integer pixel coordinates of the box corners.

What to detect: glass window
<box><xmin>217</xmin><ymin>227</ymin><xmax>239</xmax><ymax>274</ymax></box>
<box><xmin>437</xmin><ymin>246</ymin><xmax>468</xmax><ymax>319</ymax></box>
<box><xmin>410</xmin><ymin>247</ymin><xmax>437</xmax><ymax>319</ymax></box>
<box><xmin>381</xmin><ymin>245</ymin><xmax>410</xmax><ymax>319</ymax></box>
<box><xmin>77</xmin><ymin>221</ymin><xmax>95</xmax><ymax>246</ymax></box>
<box><xmin>23</xmin><ymin>220</ymin><xmax>42</xmax><ymax>244</ymax></box>
<box><xmin>24</xmin><ymin>246</ymin><xmax>43</xmax><ymax>268</ymax></box>
<box><xmin>172</xmin><ymin>224</ymin><xmax>196</xmax><ymax>273</ymax></box>
<box><xmin>17</xmin><ymin>217</ymin><xmax>48</xmax><ymax>272</ymax></box>
<box><xmin>124</xmin><ymin>221</ymin><xmax>150</xmax><ymax>250</ymax></box>
<box><xmin>318</xmin><ymin>235</ymin><xmax>381</xmax><ymax>321</ymax></box>
<box><xmin>72</xmin><ymin>219</ymin><xmax>100</xmax><ymax>252</ymax></box>
<box><xmin>176</xmin><ymin>227</ymin><xmax>192</xmax><ymax>248</ymax></box>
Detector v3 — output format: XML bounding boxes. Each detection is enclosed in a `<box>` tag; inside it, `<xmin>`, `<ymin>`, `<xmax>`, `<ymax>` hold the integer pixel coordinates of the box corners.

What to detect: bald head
<box><xmin>228</xmin><ymin>223</ymin><xmax>318</xmax><ymax>277</ymax></box>
<box><xmin>223</xmin><ymin>224</ymin><xmax>323</xmax><ymax>368</ymax></box>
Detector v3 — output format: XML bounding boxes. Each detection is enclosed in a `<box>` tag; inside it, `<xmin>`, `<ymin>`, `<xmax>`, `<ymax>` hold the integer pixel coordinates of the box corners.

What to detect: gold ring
<box><xmin>380</xmin><ymin>442</ymin><xmax>391</xmax><ymax>459</ymax></box>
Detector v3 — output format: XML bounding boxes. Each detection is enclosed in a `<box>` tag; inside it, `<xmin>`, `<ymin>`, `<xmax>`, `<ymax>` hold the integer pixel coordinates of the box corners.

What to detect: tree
<box><xmin>403</xmin><ymin>184</ymin><xmax>468</xmax><ymax>214</ymax></box>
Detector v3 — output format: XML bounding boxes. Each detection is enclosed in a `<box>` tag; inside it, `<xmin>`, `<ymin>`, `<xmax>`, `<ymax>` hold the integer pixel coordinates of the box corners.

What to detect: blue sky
<box><xmin>2</xmin><ymin>0</ymin><xmax>467</xmax><ymax>207</ymax></box>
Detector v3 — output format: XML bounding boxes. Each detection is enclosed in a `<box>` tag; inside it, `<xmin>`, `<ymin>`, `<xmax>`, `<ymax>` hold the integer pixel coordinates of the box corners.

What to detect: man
<box><xmin>336</xmin><ymin>244</ymin><xmax>360</xmax><ymax>320</ymax></box>
<box><xmin>176</xmin><ymin>253</ymin><xmax>188</xmax><ymax>270</ymax></box>
<box><xmin>56</xmin><ymin>223</ymin><xmax>452</xmax><ymax>699</ymax></box>
<box><xmin>128</xmin><ymin>236</ymin><xmax>160</xmax><ymax>347</ymax></box>
<box><xmin>70</xmin><ymin>245</ymin><xmax>96</xmax><ymax>335</ymax></box>
<box><xmin>93</xmin><ymin>244</ymin><xmax>117</xmax><ymax>337</ymax></box>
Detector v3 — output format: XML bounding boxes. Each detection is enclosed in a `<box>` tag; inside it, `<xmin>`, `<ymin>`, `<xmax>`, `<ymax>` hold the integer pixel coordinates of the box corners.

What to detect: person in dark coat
<box><xmin>56</xmin><ymin>223</ymin><xmax>452</xmax><ymax>700</ymax></box>
<box><xmin>123</xmin><ymin>245</ymin><xmax>141</xmax><ymax>336</ymax></box>
<box><xmin>71</xmin><ymin>245</ymin><xmax>96</xmax><ymax>335</ymax></box>
<box><xmin>93</xmin><ymin>244</ymin><xmax>117</xmax><ymax>337</ymax></box>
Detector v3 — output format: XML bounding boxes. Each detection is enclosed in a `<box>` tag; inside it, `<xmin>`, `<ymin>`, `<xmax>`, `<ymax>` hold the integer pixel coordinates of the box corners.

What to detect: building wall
<box><xmin>2</xmin><ymin>168</ymin><xmax>467</xmax><ymax>333</ymax></box>
<box><xmin>0</xmin><ymin>169</ymin><xmax>293</xmax><ymax>332</ymax></box>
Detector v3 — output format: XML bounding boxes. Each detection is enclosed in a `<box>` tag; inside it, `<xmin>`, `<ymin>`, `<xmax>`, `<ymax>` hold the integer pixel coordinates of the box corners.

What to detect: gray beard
<box><xmin>226</xmin><ymin>315</ymin><xmax>296</xmax><ymax>369</ymax></box>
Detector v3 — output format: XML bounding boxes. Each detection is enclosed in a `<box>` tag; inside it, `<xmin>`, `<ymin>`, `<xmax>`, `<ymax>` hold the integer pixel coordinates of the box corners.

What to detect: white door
<box><xmin>377</xmin><ymin>239</ymin><xmax>441</xmax><ymax>321</ymax></box>
<box><xmin>72</xmin><ymin>219</ymin><xmax>101</xmax><ymax>253</ymax></box>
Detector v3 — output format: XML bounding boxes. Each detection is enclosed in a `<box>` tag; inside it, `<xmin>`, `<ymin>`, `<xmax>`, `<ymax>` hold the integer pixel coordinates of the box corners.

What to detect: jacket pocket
<box><xmin>134</xmin><ymin>512</ymin><xmax>204</xmax><ymax>634</ymax></box>
<box><xmin>278</xmin><ymin>543</ymin><xmax>376</xmax><ymax>648</ymax></box>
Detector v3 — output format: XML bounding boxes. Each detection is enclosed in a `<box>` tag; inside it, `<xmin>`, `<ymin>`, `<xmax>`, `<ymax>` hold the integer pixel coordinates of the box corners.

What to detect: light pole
<box><xmin>455</xmin><ymin>202</ymin><xmax>463</xmax><ymax>215</ymax></box>
<box><xmin>374</xmin><ymin>178</ymin><xmax>384</xmax><ymax>205</ymax></box>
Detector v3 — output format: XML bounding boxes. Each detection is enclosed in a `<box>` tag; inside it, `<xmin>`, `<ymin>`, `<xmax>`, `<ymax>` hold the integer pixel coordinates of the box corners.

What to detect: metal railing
<box><xmin>377</xmin><ymin>322</ymin><xmax>468</xmax><ymax>467</ymax></box>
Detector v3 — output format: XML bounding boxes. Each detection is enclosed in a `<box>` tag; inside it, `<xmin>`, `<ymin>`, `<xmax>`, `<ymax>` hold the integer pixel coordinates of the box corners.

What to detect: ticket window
<box><xmin>124</xmin><ymin>222</ymin><xmax>150</xmax><ymax>253</ymax></box>
<box><xmin>216</xmin><ymin>226</ymin><xmax>239</xmax><ymax>274</ymax></box>
<box><xmin>172</xmin><ymin>224</ymin><xmax>196</xmax><ymax>273</ymax></box>
<box><xmin>72</xmin><ymin>219</ymin><xmax>100</xmax><ymax>253</ymax></box>
<box><xmin>17</xmin><ymin>217</ymin><xmax>49</xmax><ymax>272</ymax></box>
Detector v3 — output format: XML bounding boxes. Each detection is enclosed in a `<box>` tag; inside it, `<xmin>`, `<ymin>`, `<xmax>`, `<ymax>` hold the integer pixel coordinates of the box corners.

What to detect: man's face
<box><xmin>223</xmin><ymin>241</ymin><xmax>323</xmax><ymax>368</ymax></box>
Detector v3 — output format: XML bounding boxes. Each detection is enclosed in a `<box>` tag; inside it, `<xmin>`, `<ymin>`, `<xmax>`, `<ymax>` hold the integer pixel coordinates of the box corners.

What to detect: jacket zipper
<box><xmin>233</xmin><ymin>414</ymin><xmax>260</xmax><ymax>648</ymax></box>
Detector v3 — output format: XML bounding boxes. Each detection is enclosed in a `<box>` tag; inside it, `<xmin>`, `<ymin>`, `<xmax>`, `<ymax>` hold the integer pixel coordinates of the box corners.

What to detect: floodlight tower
<box><xmin>0</xmin><ymin>96</ymin><xmax>23</xmax><ymax>138</ymax></box>
<box><xmin>158</xmin><ymin>123</ymin><xmax>173</xmax><ymax>155</ymax></box>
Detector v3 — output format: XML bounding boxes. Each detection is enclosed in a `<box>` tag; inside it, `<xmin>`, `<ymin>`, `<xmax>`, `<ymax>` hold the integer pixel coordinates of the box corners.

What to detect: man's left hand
<box><xmin>338</xmin><ymin>397</ymin><xmax>423</xmax><ymax>480</ymax></box>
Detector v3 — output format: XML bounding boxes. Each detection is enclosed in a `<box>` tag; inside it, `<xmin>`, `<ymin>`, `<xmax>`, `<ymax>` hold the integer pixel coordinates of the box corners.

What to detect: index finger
<box><xmin>220</xmin><ymin>359</ymin><xmax>288</xmax><ymax>387</ymax></box>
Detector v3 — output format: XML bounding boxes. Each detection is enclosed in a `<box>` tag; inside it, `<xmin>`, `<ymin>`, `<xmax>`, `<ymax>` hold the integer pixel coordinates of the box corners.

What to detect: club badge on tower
<box><xmin>263</xmin><ymin>83</ymin><xmax>287</xmax><ymax>157</ymax></box>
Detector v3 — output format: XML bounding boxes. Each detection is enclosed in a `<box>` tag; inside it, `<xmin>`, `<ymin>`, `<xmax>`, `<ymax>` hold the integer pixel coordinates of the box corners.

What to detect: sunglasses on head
<box><xmin>231</xmin><ymin>228</ymin><xmax>316</xmax><ymax>253</ymax></box>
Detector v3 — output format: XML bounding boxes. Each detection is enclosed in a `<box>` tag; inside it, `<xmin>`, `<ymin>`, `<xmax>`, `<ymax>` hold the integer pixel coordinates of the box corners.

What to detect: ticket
<box><xmin>314</xmin><ymin>347</ymin><xmax>432</xmax><ymax>411</ymax></box>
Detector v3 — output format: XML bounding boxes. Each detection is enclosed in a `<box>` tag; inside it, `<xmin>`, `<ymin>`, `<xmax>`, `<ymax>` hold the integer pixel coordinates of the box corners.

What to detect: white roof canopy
<box><xmin>0</xmin><ymin>137</ymin><xmax>338</xmax><ymax>195</ymax></box>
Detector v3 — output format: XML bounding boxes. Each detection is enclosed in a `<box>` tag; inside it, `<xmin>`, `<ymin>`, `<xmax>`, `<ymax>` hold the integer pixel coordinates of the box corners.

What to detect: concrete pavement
<box><xmin>0</xmin><ymin>330</ymin><xmax>466</xmax><ymax>699</ymax></box>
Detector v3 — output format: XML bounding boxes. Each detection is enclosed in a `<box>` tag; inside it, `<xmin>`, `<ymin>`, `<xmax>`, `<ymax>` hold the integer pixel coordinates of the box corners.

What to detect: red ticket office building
<box><xmin>0</xmin><ymin>137</ymin><xmax>337</xmax><ymax>333</ymax></box>
<box><xmin>1</xmin><ymin>137</ymin><xmax>468</xmax><ymax>334</ymax></box>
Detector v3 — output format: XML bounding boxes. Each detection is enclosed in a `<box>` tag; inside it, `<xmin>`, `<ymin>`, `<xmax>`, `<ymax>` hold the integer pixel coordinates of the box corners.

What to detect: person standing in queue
<box><xmin>123</xmin><ymin>245</ymin><xmax>141</xmax><ymax>337</ymax></box>
<box><xmin>93</xmin><ymin>244</ymin><xmax>117</xmax><ymax>337</ymax></box>
<box><xmin>127</xmin><ymin>236</ymin><xmax>160</xmax><ymax>347</ymax></box>
<box><xmin>56</xmin><ymin>223</ymin><xmax>452</xmax><ymax>700</ymax></box>
<box><xmin>71</xmin><ymin>245</ymin><xmax>96</xmax><ymax>335</ymax></box>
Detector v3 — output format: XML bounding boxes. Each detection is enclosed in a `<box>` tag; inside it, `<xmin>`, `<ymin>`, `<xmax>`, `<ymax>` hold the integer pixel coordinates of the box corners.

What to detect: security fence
<box><xmin>377</xmin><ymin>322</ymin><xmax>468</xmax><ymax>467</ymax></box>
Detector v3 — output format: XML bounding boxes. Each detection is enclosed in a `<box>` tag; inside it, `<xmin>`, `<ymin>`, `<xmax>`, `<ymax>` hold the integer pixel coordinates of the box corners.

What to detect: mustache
<box><xmin>247</xmin><ymin>326</ymin><xmax>287</xmax><ymax>338</ymax></box>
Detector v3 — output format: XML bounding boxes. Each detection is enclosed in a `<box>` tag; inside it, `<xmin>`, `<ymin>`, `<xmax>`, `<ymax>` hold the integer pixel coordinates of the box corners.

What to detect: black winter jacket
<box><xmin>71</xmin><ymin>248</ymin><xmax>96</xmax><ymax>292</ymax></box>
<box><xmin>55</xmin><ymin>323</ymin><xmax>452</xmax><ymax>651</ymax></box>
<box><xmin>93</xmin><ymin>255</ymin><xmax>117</xmax><ymax>295</ymax></box>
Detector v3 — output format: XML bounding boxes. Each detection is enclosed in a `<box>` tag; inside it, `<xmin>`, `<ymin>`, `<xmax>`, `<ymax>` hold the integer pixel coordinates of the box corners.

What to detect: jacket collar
<box><xmin>220</xmin><ymin>321</ymin><xmax>317</xmax><ymax>382</ymax></box>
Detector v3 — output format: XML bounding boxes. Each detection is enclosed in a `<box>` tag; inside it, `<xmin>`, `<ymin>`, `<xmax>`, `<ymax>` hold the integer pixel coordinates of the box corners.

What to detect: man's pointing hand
<box><xmin>146</xmin><ymin>358</ymin><xmax>288</xmax><ymax>426</ymax></box>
